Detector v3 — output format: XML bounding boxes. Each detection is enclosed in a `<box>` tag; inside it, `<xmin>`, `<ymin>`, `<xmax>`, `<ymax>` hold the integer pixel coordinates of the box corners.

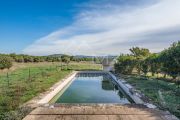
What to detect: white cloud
<box><xmin>23</xmin><ymin>0</ymin><xmax>180</xmax><ymax>55</ymax></box>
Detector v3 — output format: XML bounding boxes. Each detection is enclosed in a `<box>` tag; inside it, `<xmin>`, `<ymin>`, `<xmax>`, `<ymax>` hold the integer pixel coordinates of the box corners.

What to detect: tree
<box><xmin>146</xmin><ymin>54</ymin><xmax>161</xmax><ymax>76</ymax></box>
<box><xmin>134</xmin><ymin>57</ymin><xmax>143</xmax><ymax>75</ymax></box>
<box><xmin>130</xmin><ymin>47</ymin><xmax>151</xmax><ymax>57</ymax></box>
<box><xmin>0</xmin><ymin>56</ymin><xmax>13</xmax><ymax>70</ymax></box>
<box><xmin>62</xmin><ymin>57</ymin><xmax>70</xmax><ymax>64</ymax></box>
<box><xmin>114</xmin><ymin>54</ymin><xmax>136</xmax><ymax>74</ymax></box>
<box><xmin>141</xmin><ymin>59</ymin><xmax>149</xmax><ymax>76</ymax></box>
<box><xmin>9</xmin><ymin>53</ymin><xmax>16</xmax><ymax>61</ymax></box>
<box><xmin>14</xmin><ymin>56</ymin><xmax>24</xmax><ymax>63</ymax></box>
<box><xmin>33</xmin><ymin>57</ymin><xmax>41</xmax><ymax>62</ymax></box>
<box><xmin>159</xmin><ymin>41</ymin><xmax>180</xmax><ymax>79</ymax></box>
<box><xmin>129</xmin><ymin>47</ymin><xmax>151</xmax><ymax>75</ymax></box>
<box><xmin>46</xmin><ymin>56</ymin><xmax>53</xmax><ymax>62</ymax></box>
<box><xmin>62</xmin><ymin>56</ymin><xmax>70</xmax><ymax>69</ymax></box>
<box><xmin>23</xmin><ymin>55</ymin><xmax>34</xmax><ymax>62</ymax></box>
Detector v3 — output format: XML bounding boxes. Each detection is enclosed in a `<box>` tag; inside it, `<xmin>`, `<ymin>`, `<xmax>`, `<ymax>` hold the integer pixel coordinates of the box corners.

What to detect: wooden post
<box><xmin>7</xmin><ymin>72</ymin><xmax>9</xmax><ymax>87</ymax></box>
<box><xmin>29</xmin><ymin>68</ymin><xmax>31</xmax><ymax>81</ymax></box>
<box><xmin>56</xmin><ymin>65</ymin><xmax>58</xmax><ymax>71</ymax></box>
<box><xmin>61</xmin><ymin>62</ymin><xmax>62</xmax><ymax>70</ymax></box>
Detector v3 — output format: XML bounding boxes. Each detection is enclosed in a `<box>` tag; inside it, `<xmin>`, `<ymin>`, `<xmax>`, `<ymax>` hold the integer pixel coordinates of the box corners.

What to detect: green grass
<box><xmin>122</xmin><ymin>75</ymin><xmax>180</xmax><ymax>118</ymax></box>
<box><xmin>0</xmin><ymin>66</ymin><xmax>71</xmax><ymax>113</ymax></box>
<box><xmin>0</xmin><ymin>62</ymin><xmax>102</xmax><ymax>117</ymax></box>
<box><xmin>68</xmin><ymin>62</ymin><xmax>102</xmax><ymax>71</ymax></box>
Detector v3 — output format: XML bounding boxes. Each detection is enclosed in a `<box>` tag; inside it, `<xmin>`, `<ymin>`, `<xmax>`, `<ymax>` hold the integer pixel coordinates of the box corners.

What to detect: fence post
<box><xmin>41</xmin><ymin>69</ymin><xmax>44</xmax><ymax>77</ymax></box>
<box><xmin>60</xmin><ymin>62</ymin><xmax>62</xmax><ymax>70</ymax></box>
<box><xmin>56</xmin><ymin>65</ymin><xmax>58</xmax><ymax>71</ymax></box>
<box><xmin>7</xmin><ymin>72</ymin><xmax>9</xmax><ymax>87</ymax></box>
<box><xmin>29</xmin><ymin>68</ymin><xmax>31</xmax><ymax>81</ymax></box>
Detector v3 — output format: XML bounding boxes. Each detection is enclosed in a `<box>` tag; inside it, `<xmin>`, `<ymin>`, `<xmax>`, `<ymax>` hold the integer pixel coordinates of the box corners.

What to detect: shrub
<box><xmin>0</xmin><ymin>56</ymin><xmax>13</xmax><ymax>70</ymax></box>
<box><xmin>0</xmin><ymin>107</ymin><xmax>32</xmax><ymax>120</ymax></box>
<box><xmin>15</xmin><ymin>56</ymin><xmax>24</xmax><ymax>63</ymax></box>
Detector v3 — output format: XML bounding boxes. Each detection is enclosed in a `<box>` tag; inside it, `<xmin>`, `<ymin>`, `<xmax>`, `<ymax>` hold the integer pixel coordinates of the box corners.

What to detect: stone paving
<box><xmin>23</xmin><ymin>104</ymin><xmax>178</xmax><ymax>120</ymax></box>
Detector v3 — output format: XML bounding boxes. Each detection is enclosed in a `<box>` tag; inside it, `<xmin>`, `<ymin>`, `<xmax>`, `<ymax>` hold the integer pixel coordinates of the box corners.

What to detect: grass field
<box><xmin>122</xmin><ymin>75</ymin><xmax>180</xmax><ymax>118</ymax></box>
<box><xmin>0</xmin><ymin>62</ymin><xmax>102</xmax><ymax>119</ymax></box>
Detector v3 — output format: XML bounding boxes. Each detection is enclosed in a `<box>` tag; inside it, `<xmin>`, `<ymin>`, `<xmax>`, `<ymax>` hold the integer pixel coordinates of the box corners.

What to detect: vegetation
<box><xmin>61</xmin><ymin>55</ymin><xmax>71</xmax><ymax>69</ymax></box>
<box><xmin>0</xmin><ymin>56</ymin><xmax>13</xmax><ymax>70</ymax></box>
<box><xmin>0</xmin><ymin>54</ymin><xmax>94</xmax><ymax>69</ymax></box>
<box><xmin>115</xmin><ymin>41</ymin><xmax>180</xmax><ymax>80</ymax></box>
<box><xmin>122</xmin><ymin>75</ymin><xmax>180</xmax><ymax>118</ymax></box>
<box><xmin>114</xmin><ymin>41</ymin><xmax>180</xmax><ymax>118</ymax></box>
<box><xmin>0</xmin><ymin>62</ymin><xmax>102</xmax><ymax>120</ymax></box>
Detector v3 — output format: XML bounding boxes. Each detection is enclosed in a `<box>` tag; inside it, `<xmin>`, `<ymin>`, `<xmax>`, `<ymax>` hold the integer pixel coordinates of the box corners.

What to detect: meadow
<box><xmin>121</xmin><ymin>75</ymin><xmax>180</xmax><ymax>118</ymax></box>
<box><xmin>0</xmin><ymin>62</ymin><xmax>102</xmax><ymax>119</ymax></box>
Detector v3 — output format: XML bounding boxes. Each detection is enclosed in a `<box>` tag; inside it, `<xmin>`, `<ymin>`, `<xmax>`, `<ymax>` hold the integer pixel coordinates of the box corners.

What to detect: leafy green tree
<box><xmin>129</xmin><ymin>47</ymin><xmax>151</xmax><ymax>75</ymax></box>
<box><xmin>23</xmin><ymin>55</ymin><xmax>34</xmax><ymax>62</ymax></box>
<box><xmin>0</xmin><ymin>56</ymin><xmax>13</xmax><ymax>69</ymax></box>
<box><xmin>62</xmin><ymin>56</ymin><xmax>70</xmax><ymax>69</ymax></box>
<box><xmin>9</xmin><ymin>53</ymin><xmax>17</xmax><ymax>61</ymax></box>
<box><xmin>130</xmin><ymin>47</ymin><xmax>151</xmax><ymax>57</ymax></box>
<box><xmin>159</xmin><ymin>41</ymin><xmax>180</xmax><ymax>79</ymax></box>
<box><xmin>141</xmin><ymin>59</ymin><xmax>149</xmax><ymax>76</ymax></box>
<box><xmin>45</xmin><ymin>56</ymin><xmax>53</xmax><ymax>62</ymax></box>
<box><xmin>14</xmin><ymin>56</ymin><xmax>24</xmax><ymax>63</ymax></box>
<box><xmin>134</xmin><ymin>57</ymin><xmax>143</xmax><ymax>75</ymax></box>
<box><xmin>33</xmin><ymin>57</ymin><xmax>41</xmax><ymax>62</ymax></box>
<box><xmin>146</xmin><ymin>54</ymin><xmax>161</xmax><ymax>76</ymax></box>
<box><xmin>62</xmin><ymin>56</ymin><xmax>70</xmax><ymax>64</ymax></box>
<box><xmin>114</xmin><ymin>55</ymin><xmax>136</xmax><ymax>74</ymax></box>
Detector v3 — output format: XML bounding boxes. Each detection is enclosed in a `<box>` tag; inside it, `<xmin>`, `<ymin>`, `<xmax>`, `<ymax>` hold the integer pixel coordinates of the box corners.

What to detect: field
<box><xmin>0</xmin><ymin>62</ymin><xmax>102</xmax><ymax>119</ymax></box>
<box><xmin>122</xmin><ymin>75</ymin><xmax>180</xmax><ymax>118</ymax></box>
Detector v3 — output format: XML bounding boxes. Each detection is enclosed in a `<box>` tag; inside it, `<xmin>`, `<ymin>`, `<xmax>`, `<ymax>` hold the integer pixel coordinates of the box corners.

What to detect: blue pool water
<box><xmin>53</xmin><ymin>73</ymin><xmax>133</xmax><ymax>104</ymax></box>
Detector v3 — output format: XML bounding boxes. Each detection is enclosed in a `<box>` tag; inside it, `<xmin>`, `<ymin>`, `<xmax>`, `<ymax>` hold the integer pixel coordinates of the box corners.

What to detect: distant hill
<box><xmin>49</xmin><ymin>54</ymin><xmax>117</xmax><ymax>59</ymax></box>
<box><xmin>48</xmin><ymin>54</ymin><xmax>65</xmax><ymax>57</ymax></box>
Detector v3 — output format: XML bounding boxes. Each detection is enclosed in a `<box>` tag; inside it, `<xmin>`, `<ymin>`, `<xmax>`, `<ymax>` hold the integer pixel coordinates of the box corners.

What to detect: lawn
<box><xmin>0</xmin><ymin>62</ymin><xmax>102</xmax><ymax>119</ymax></box>
<box><xmin>122</xmin><ymin>75</ymin><xmax>180</xmax><ymax>118</ymax></box>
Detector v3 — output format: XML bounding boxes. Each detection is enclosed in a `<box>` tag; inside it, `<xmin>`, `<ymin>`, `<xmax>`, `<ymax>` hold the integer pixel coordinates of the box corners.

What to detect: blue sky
<box><xmin>0</xmin><ymin>0</ymin><xmax>84</xmax><ymax>53</ymax></box>
<box><xmin>0</xmin><ymin>0</ymin><xmax>180</xmax><ymax>55</ymax></box>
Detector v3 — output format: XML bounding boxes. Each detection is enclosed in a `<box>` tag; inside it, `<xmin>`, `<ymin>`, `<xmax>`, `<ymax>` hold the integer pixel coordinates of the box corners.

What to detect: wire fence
<box><xmin>0</xmin><ymin>64</ymin><xmax>72</xmax><ymax>115</ymax></box>
<box><xmin>1</xmin><ymin>64</ymin><xmax>68</xmax><ymax>81</ymax></box>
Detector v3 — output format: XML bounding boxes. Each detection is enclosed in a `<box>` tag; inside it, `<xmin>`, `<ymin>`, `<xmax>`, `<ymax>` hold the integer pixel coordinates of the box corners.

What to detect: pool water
<box><xmin>53</xmin><ymin>73</ymin><xmax>133</xmax><ymax>104</ymax></box>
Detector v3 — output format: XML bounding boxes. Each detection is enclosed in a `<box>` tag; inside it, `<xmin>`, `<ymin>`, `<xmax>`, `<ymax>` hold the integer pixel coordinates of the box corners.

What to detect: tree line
<box><xmin>0</xmin><ymin>54</ymin><xmax>95</xmax><ymax>70</ymax></box>
<box><xmin>114</xmin><ymin>41</ymin><xmax>180</xmax><ymax>80</ymax></box>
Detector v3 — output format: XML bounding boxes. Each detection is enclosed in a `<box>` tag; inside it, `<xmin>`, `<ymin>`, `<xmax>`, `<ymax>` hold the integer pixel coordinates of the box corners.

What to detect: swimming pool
<box><xmin>50</xmin><ymin>72</ymin><xmax>134</xmax><ymax>104</ymax></box>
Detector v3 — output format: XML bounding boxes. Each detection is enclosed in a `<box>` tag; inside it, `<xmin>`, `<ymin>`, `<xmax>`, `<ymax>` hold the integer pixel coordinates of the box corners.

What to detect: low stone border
<box><xmin>108</xmin><ymin>72</ymin><xmax>145</xmax><ymax>104</ymax></box>
<box><xmin>109</xmin><ymin>72</ymin><xmax>157</xmax><ymax>108</ymax></box>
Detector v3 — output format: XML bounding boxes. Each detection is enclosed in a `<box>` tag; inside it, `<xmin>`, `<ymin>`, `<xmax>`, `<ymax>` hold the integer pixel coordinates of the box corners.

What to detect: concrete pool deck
<box><xmin>23</xmin><ymin>104</ymin><xmax>178</xmax><ymax>120</ymax></box>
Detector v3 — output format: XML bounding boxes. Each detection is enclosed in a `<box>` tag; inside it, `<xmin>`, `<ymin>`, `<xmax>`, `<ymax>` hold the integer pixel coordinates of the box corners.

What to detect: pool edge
<box><xmin>35</xmin><ymin>70</ymin><xmax>144</xmax><ymax>105</ymax></box>
<box><xmin>37</xmin><ymin>71</ymin><xmax>78</xmax><ymax>104</ymax></box>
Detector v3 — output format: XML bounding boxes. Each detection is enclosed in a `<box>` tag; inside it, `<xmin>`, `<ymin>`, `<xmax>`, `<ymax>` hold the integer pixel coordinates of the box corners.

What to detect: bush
<box><xmin>0</xmin><ymin>107</ymin><xmax>32</xmax><ymax>120</ymax></box>
<box><xmin>15</xmin><ymin>56</ymin><xmax>24</xmax><ymax>63</ymax></box>
<box><xmin>0</xmin><ymin>56</ymin><xmax>13</xmax><ymax>70</ymax></box>
<box><xmin>23</xmin><ymin>56</ymin><xmax>34</xmax><ymax>63</ymax></box>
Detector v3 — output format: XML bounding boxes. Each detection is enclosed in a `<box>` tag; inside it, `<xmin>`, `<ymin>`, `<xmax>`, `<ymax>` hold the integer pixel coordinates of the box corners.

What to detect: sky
<box><xmin>0</xmin><ymin>0</ymin><xmax>180</xmax><ymax>56</ymax></box>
